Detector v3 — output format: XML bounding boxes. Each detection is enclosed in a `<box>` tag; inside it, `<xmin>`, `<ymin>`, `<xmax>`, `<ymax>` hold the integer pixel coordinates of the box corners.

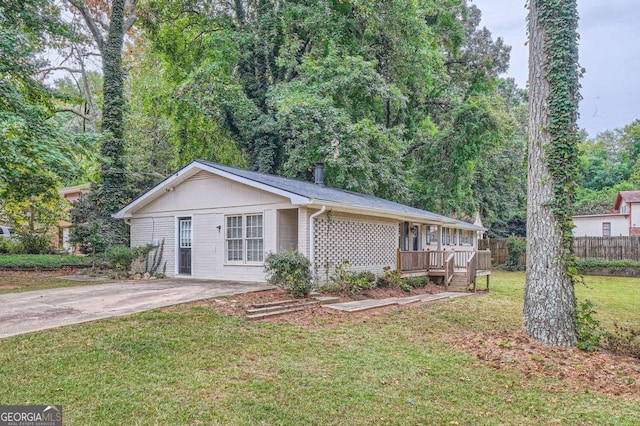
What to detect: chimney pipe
<box><xmin>313</xmin><ymin>163</ymin><xmax>325</xmax><ymax>186</ymax></box>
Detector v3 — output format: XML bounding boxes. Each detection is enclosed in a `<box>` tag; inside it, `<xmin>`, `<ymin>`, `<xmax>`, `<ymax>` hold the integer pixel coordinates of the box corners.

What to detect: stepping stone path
<box><xmin>324</xmin><ymin>292</ymin><xmax>474</xmax><ymax>313</ymax></box>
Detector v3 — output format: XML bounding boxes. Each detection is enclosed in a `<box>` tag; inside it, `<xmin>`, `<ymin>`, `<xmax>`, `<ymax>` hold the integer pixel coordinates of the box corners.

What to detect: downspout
<box><xmin>309</xmin><ymin>205</ymin><xmax>327</xmax><ymax>280</ymax></box>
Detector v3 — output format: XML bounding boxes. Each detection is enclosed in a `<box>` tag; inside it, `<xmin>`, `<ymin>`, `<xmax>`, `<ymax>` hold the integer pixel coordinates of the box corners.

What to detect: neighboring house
<box><xmin>114</xmin><ymin>160</ymin><xmax>487</xmax><ymax>284</ymax></box>
<box><xmin>573</xmin><ymin>190</ymin><xmax>640</xmax><ymax>237</ymax></box>
<box><xmin>56</xmin><ymin>183</ymin><xmax>90</xmax><ymax>251</ymax></box>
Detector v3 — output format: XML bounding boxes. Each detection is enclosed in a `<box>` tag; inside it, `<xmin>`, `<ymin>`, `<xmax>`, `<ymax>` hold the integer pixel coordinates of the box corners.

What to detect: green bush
<box><xmin>505</xmin><ymin>236</ymin><xmax>525</xmax><ymax>271</ymax></box>
<box><xmin>104</xmin><ymin>244</ymin><xmax>164</xmax><ymax>275</ymax></box>
<box><xmin>14</xmin><ymin>233</ymin><xmax>52</xmax><ymax>255</ymax></box>
<box><xmin>402</xmin><ymin>276</ymin><xmax>429</xmax><ymax>289</ymax></box>
<box><xmin>399</xmin><ymin>280</ymin><xmax>413</xmax><ymax>292</ymax></box>
<box><xmin>356</xmin><ymin>271</ymin><xmax>376</xmax><ymax>283</ymax></box>
<box><xmin>0</xmin><ymin>254</ymin><xmax>91</xmax><ymax>268</ymax></box>
<box><xmin>0</xmin><ymin>238</ymin><xmax>17</xmax><ymax>254</ymax></box>
<box><xmin>104</xmin><ymin>246</ymin><xmax>138</xmax><ymax>272</ymax></box>
<box><xmin>376</xmin><ymin>266</ymin><xmax>401</xmax><ymax>288</ymax></box>
<box><xmin>264</xmin><ymin>251</ymin><xmax>313</xmax><ymax>298</ymax></box>
<box><xmin>575</xmin><ymin>299</ymin><xmax>606</xmax><ymax>352</ymax></box>
<box><xmin>330</xmin><ymin>260</ymin><xmax>376</xmax><ymax>295</ymax></box>
<box><xmin>577</xmin><ymin>259</ymin><xmax>640</xmax><ymax>269</ymax></box>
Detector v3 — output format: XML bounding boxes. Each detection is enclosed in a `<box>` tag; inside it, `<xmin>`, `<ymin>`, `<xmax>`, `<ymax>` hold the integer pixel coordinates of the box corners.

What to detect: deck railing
<box><xmin>397</xmin><ymin>249</ymin><xmax>491</xmax><ymax>274</ymax></box>
<box><xmin>466</xmin><ymin>252</ymin><xmax>477</xmax><ymax>286</ymax></box>
<box><xmin>397</xmin><ymin>250</ymin><xmax>429</xmax><ymax>272</ymax></box>
<box><xmin>477</xmin><ymin>250</ymin><xmax>491</xmax><ymax>270</ymax></box>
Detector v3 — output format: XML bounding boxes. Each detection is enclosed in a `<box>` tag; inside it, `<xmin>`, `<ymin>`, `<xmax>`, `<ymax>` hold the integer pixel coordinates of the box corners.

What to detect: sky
<box><xmin>472</xmin><ymin>0</ymin><xmax>640</xmax><ymax>137</ymax></box>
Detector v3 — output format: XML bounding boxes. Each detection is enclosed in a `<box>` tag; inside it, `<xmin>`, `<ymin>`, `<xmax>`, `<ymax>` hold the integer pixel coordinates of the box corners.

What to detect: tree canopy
<box><xmin>1</xmin><ymin>0</ymin><xmax>636</xmax><ymax>247</ymax></box>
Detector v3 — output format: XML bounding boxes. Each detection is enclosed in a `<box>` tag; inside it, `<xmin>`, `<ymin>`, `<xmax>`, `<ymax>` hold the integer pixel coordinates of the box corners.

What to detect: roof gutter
<box><xmin>302</xmin><ymin>200</ymin><xmax>485</xmax><ymax>231</ymax></box>
<box><xmin>309</xmin><ymin>205</ymin><xmax>326</xmax><ymax>282</ymax></box>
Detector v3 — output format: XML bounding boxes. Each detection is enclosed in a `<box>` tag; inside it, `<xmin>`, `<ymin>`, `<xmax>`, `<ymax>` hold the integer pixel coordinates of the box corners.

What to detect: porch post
<box><xmin>436</xmin><ymin>225</ymin><xmax>442</xmax><ymax>252</ymax></box>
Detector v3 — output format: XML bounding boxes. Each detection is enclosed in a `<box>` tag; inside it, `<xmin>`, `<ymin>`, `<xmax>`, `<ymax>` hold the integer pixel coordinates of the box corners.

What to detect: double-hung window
<box><xmin>226</xmin><ymin>214</ymin><xmax>264</xmax><ymax>263</ymax></box>
<box><xmin>602</xmin><ymin>222</ymin><xmax>611</xmax><ymax>237</ymax></box>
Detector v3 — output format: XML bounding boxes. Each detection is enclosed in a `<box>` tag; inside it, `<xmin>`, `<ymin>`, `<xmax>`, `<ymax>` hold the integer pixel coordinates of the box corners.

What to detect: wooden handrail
<box><xmin>466</xmin><ymin>252</ymin><xmax>477</xmax><ymax>291</ymax></box>
<box><xmin>445</xmin><ymin>252</ymin><xmax>455</xmax><ymax>287</ymax></box>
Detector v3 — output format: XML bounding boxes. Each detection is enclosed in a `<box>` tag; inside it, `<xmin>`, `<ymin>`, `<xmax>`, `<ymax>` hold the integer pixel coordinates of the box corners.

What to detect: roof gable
<box><xmin>614</xmin><ymin>190</ymin><xmax>640</xmax><ymax>210</ymax></box>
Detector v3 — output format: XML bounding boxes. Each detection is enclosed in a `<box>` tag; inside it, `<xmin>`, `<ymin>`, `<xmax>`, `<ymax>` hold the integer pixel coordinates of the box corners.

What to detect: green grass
<box><xmin>0</xmin><ymin>254</ymin><xmax>92</xmax><ymax>268</ymax></box>
<box><xmin>0</xmin><ymin>271</ymin><xmax>638</xmax><ymax>425</ymax></box>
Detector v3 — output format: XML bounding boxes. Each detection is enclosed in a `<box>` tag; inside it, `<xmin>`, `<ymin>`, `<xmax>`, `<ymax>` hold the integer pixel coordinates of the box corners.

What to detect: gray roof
<box><xmin>196</xmin><ymin>160</ymin><xmax>484</xmax><ymax>231</ymax></box>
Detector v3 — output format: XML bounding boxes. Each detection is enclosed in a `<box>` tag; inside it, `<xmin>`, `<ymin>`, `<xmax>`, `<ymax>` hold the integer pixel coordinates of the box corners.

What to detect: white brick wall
<box><xmin>313</xmin><ymin>211</ymin><xmax>398</xmax><ymax>282</ymax></box>
<box><xmin>130</xmin><ymin>216</ymin><xmax>176</xmax><ymax>276</ymax></box>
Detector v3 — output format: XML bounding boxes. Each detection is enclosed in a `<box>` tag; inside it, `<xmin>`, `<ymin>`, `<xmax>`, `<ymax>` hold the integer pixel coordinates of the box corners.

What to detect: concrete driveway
<box><xmin>0</xmin><ymin>279</ymin><xmax>273</xmax><ymax>338</ymax></box>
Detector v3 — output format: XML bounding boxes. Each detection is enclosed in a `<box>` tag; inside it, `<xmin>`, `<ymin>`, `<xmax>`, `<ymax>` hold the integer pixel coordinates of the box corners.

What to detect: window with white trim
<box><xmin>246</xmin><ymin>214</ymin><xmax>264</xmax><ymax>262</ymax></box>
<box><xmin>225</xmin><ymin>214</ymin><xmax>264</xmax><ymax>263</ymax></box>
<box><xmin>602</xmin><ymin>222</ymin><xmax>611</xmax><ymax>237</ymax></box>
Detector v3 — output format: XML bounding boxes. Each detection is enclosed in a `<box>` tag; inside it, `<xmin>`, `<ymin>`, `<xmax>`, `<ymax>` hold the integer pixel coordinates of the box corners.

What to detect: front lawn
<box><xmin>0</xmin><ymin>271</ymin><xmax>638</xmax><ymax>424</ymax></box>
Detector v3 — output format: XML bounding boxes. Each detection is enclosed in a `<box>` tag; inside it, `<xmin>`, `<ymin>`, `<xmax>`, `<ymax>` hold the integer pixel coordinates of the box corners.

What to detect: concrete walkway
<box><xmin>0</xmin><ymin>279</ymin><xmax>273</xmax><ymax>338</ymax></box>
<box><xmin>324</xmin><ymin>292</ymin><xmax>474</xmax><ymax>313</ymax></box>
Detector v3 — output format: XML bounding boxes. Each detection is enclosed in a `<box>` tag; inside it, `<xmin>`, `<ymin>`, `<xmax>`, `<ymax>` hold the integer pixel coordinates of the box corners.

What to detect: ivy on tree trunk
<box><xmin>99</xmin><ymin>0</ymin><xmax>128</xmax><ymax>246</ymax></box>
<box><xmin>524</xmin><ymin>0</ymin><xmax>581</xmax><ymax>346</ymax></box>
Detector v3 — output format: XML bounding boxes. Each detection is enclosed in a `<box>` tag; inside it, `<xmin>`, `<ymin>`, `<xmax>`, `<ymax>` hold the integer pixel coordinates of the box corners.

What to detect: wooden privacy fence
<box><xmin>479</xmin><ymin>236</ymin><xmax>640</xmax><ymax>265</ymax></box>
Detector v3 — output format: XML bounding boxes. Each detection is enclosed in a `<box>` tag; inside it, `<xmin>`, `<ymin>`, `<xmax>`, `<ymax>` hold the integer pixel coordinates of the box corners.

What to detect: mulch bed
<box><xmin>193</xmin><ymin>282</ymin><xmax>452</xmax><ymax>323</ymax></box>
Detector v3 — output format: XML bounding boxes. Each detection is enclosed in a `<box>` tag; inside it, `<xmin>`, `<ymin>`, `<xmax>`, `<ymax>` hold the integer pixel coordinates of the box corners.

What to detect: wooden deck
<box><xmin>397</xmin><ymin>249</ymin><xmax>491</xmax><ymax>292</ymax></box>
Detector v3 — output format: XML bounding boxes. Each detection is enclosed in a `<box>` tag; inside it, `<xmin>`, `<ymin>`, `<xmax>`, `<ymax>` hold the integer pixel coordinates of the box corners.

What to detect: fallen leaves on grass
<box><xmin>441</xmin><ymin>330</ymin><xmax>640</xmax><ymax>398</ymax></box>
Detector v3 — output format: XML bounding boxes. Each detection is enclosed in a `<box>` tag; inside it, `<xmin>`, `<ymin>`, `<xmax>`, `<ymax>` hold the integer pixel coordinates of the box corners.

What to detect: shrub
<box><xmin>0</xmin><ymin>254</ymin><xmax>92</xmax><ymax>268</ymax></box>
<box><xmin>505</xmin><ymin>236</ymin><xmax>525</xmax><ymax>271</ymax></box>
<box><xmin>356</xmin><ymin>271</ymin><xmax>376</xmax><ymax>283</ymax></box>
<box><xmin>105</xmin><ymin>246</ymin><xmax>138</xmax><ymax>272</ymax></box>
<box><xmin>264</xmin><ymin>251</ymin><xmax>313</xmax><ymax>298</ymax></box>
<box><xmin>402</xmin><ymin>276</ymin><xmax>429</xmax><ymax>289</ymax></box>
<box><xmin>399</xmin><ymin>280</ymin><xmax>413</xmax><ymax>292</ymax></box>
<box><xmin>14</xmin><ymin>233</ymin><xmax>51</xmax><ymax>254</ymax></box>
<box><xmin>575</xmin><ymin>299</ymin><xmax>606</xmax><ymax>352</ymax></box>
<box><xmin>376</xmin><ymin>266</ymin><xmax>401</xmax><ymax>288</ymax></box>
<box><xmin>0</xmin><ymin>238</ymin><xmax>17</xmax><ymax>254</ymax></box>
<box><xmin>330</xmin><ymin>260</ymin><xmax>375</xmax><ymax>295</ymax></box>
<box><xmin>577</xmin><ymin>259</ymin><xmax>640</xmax><ymax>269</ymax></box>
<box><xmin>602</xmin><ymin>324</ymin><xmax>640</xmax><ymax>360</ymax></box>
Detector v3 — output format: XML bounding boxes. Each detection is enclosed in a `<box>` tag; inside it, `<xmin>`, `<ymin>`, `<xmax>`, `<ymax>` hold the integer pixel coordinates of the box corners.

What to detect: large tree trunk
<box><xmin>523</xmin><ymin>0</ymin><xmax>578</xmax><ymax>346</ymax></box>
<box><xmin>100</xmin><ymin>0</ymin><xmax>128</xmax><ymax>245</ymax></box>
